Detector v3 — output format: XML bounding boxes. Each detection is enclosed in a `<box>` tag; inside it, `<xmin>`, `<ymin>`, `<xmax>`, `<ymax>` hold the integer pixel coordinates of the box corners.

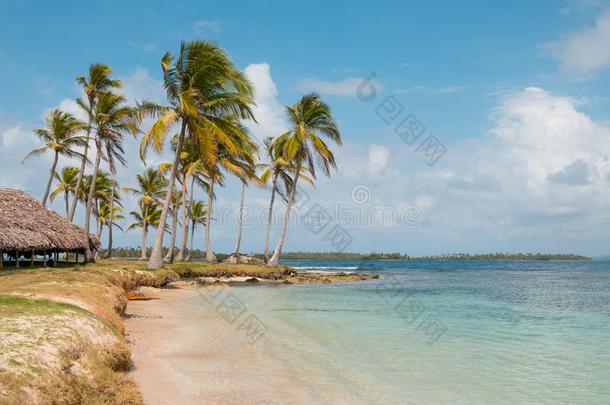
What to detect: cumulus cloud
<box><xmin>296</xmin><ymin>77</ymin><xmax>383</xmax><ymax>97</ymax></box>
<box><xmin>545</xmin><ymin>8</ymin><xmax>610</xmax><ymax>75</ymax></box>
<box><xmin>243</xmin><ymin>63</ymin><xmax>288</xmax><ymax>142</ymax></box>
<box><xmin>367</xmin><ymin>144</ymin><xmax>389</xmax><ymax>174</ymax></box>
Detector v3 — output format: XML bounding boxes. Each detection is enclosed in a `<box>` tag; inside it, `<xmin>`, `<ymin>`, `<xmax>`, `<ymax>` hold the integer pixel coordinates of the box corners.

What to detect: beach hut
<box><xmin>0</xmin><ymin>188</ymin><xmax>100</xmax><ymax>268</ymax></box>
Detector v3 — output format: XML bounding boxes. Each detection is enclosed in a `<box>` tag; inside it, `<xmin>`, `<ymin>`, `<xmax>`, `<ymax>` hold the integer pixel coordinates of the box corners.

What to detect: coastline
<box><xmin>125</xmin><ymin>282</ymin><xmax>347</xmax><ymax>404</ymax></box>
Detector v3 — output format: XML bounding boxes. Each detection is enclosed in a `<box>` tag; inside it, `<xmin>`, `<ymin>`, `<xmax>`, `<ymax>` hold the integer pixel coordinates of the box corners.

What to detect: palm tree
<box><xmin>187</xmin><ymin>201</ymin><xmax>207</xmax><ymax>261</ymax></box>
<box><xmin>103</xmin><ymin>178</ymin><xmax>121</xmax><ymax>258</ymax></box>
<box><xmin>259</xmin><ymin>136</ymin><xmax>303</xmax><ymax>263</ymax></box>
<box><xmin>83</xmin><ymin>93</ymin><xmax>134</xmax><ymax>261</ymax></box>
<box><xmin>175</xmin><ymin>138</ymin><xmax>207</xmax><ymax>261</ymax></box>
<box><xmin>231</xmin><ymin>135</ymin><xmax>260</xmax><ymax>259</ymax></box>
<box><xmin>164</xmin><ymin>190</ymin><xmax>183</xmax><ymax>263</ymax></box>
<box><xmin>125</xmin><ymin>168</ymin><xmax>167</xmax><ymax>260</ymax></box>
<box><xmin>268</xmin><ymin>94</ymin><xmax>342</xmax><ymax>267</ymax></box>
<box><xmin>98</xmin><ymin>200</ymin><xmax>124</xmax><ymax>254</ymax></box>
<box><xmin>69</xmin><ymin>64</ymin><xmax>122</xmax><ymax>221</ymax></box>
<box><xmin>22</xmin><ymin>110</ymin><xmax>87</xmax><ymax>206</ymax></box>
<box><xmin>50</xmin><ymin>166</ymin><xmax>80</xmax><ymax>217</ymax></box>
<box><xmin>138</xmin><ymin>40</ymin><xmax>255</xmax><ymax>269</ymax></box>
<box><xmin>127</xmin><ymin>201</ymin><xmax>165</xmax><ymax>257</ymax></box>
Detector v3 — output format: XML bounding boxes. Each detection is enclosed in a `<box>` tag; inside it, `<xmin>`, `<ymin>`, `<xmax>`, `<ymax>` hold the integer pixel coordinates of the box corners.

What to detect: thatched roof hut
<box><xmin>0</xmin><ymin>188</ymin><xmax>100</xmax><ymax>256</ymax></box>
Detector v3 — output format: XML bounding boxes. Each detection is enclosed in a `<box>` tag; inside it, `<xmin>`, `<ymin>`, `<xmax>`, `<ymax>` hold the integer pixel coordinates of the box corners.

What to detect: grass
<box><xmin>0</xmin><ymin>259</ymin><xmax>295</xmax><ymax>404</ymax></box>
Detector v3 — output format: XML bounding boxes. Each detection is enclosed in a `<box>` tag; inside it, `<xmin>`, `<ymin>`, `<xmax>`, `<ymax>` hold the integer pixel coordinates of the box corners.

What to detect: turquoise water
<box><xmin>227</xmin><ymin>260</ymin><xmax>610</xmax><ymax>404</ymax></box>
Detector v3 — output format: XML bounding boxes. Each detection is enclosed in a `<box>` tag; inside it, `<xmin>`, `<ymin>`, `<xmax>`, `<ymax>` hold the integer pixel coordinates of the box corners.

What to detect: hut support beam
<box><xmin>31</xmin><ymin>250</ymin><xmax>35</xmax><ymax>267</ymax></box>
<box><xmin>0</xmin><ymin>250</ymin><xmax>3</xmax><ymax>269</ymax></box>
<box><xmin>43</xmin><ymin>251</ymin><xmax>47</xmax><ymax>268</ymax></box>
<box><xmin>15</xmin><ymin>251</ymin><xmax>19</xmax><ymax>268</ymax></box>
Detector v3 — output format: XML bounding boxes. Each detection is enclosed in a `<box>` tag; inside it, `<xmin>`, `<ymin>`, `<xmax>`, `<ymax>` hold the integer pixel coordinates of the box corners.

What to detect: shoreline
<box><xmin>125</xmin><ymin>282</ymin><xmax>329</xmax><ymax>404</ymax></box>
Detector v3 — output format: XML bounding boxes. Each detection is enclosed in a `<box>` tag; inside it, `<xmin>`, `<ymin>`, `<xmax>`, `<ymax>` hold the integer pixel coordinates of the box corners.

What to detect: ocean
<box><xmin>213</xmin><ymin>259</ymin><xmax>610</xmax><ymax>404</ymax></box>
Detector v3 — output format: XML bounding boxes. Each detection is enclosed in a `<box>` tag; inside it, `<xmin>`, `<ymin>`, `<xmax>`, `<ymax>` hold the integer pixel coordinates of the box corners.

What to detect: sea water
<box><xmin>220</xmin><ymin>260</ymin><xmax>610</xmax><ymax>404</ymax></box>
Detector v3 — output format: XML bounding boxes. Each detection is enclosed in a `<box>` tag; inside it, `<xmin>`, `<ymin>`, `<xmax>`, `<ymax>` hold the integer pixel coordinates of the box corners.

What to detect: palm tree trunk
<box><xmin>205</xmin><ymin>176</ymin><xmax>217</xmax><ymax>263</ymax></box>
<box><xmin>42</xmin><ymin>151</ymin><xmax>59</xmax><ymax>207</ymax></box>
<box><xmin>263</xmin><ymin>172</ymin><xmax>279</xmax><ymax>263</ymax></box>
<box><xmin>175</xmin><ymin>177</ymin><xmax>189</xmax><ymax>261</ymax></box>
<box><xmin>140</xmin><ymin>205</ymin><xmax>149</xmax><ymax>260</ymax></box>
<box><xmin>104</xmin><ymin>178</ymin><xmax>115</xmax><ymax>259</ymax></box>
<box><xmin>268</xmin><ymin>166</ymin><xmax>301</xmax><ymax>267</ymax></box>
<box><xmin>148</xmin><ymin>121</ymin><xmax>187</xmax><ymax>269</ymax></box>
<box><xmin>64</xmin><ymin>192</ymin><xmax>70</xmax><ymax>218</ymax></box>
<box><xmin>233</xmin><ymin>181</ymin><xmax>246</xmax><ymax>257</ymax></box>
<box><xmin>69</xmin><ymin>110</ymin><xmax>92</xmax><ymax>221</ymax></box>
<box><xmin>83</xmin><ymin>146</ymin><xmax>101</xmax><ymax>262</ymax></box>
<box><xmin>187</xmin><ymin>221</ymin><xmax>195</xmax><ymax>261</ymax></box>
<box><xmin>165</xmin><ymin>203</ymin><xmax>179</xmax><ymax>263</ymax></box>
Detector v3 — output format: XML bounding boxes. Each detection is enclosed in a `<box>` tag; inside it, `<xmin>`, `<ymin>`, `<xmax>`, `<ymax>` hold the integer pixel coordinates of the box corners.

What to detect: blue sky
<box><xmin>2</xmin><ymin>0</ymin><xmax>610</xmax><ymax>256</ymax></box>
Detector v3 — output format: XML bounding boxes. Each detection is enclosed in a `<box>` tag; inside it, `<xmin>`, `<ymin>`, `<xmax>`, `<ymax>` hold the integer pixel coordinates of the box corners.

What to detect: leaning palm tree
<box><xmin>50</xmin><ymin>166</ymin><xmax>80</xmax><ymax>217</ymax></box>
<box><xmin>259</xmin><ymin>136</ymin><xmax>302</xmax><ymax>263</ymax></box>
<box><xmin>138</xmin><ymin>40</ymin><xmax>255</xmax><ymax>269</ymax></box>
<box><xmin>124</xmin><ymin>168</ymin><xmax>167</xmax><ymax>260</ymax></box>
<box><xmin>22</xmin><ymin>109</ymin><xmax>87</xmax><ymax>207</ymax></box>
<box><xmin>69</xmin><ymin>63</ymin><xmax>122</xmax><ymax>221</ymax></box>
<box><xmin>268</xmin><ymin>94</ymin><xmax>342</xmax><ymax>267</ymax></box>
<box><xmin>83</xmin><ymin>92</ymin><xmax>135</xmax><ymax>261</ymax></box>
<box><xmin>187</xmin><ymin>200</ymin><xmax>207</xmax><ymax>261</ymax></box>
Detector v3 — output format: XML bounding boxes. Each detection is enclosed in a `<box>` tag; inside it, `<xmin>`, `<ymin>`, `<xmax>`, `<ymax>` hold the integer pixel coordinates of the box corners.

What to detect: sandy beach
<box><xmin>125</xmin><ymin>282</ymin><xmax>324</xmax><ymax>405</ymax></box>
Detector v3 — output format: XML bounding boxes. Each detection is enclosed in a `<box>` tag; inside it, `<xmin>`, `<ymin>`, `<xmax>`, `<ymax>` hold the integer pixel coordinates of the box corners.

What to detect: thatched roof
<box><xmin>0</xmin><ymin>188</ymin><xmax>100</xmax><ymax>252</ymax></box>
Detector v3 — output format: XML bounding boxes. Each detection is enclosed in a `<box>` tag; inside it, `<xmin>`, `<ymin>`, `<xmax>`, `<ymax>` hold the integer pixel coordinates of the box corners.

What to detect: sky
<box><xmin>2</xmin><ymin>0</ymin><xmax>610</xmax><ymax>256</ymax></box>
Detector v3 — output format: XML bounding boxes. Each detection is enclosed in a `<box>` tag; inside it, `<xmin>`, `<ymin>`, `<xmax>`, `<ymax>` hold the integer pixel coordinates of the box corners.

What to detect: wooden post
<box><xmin>15</xmin><ymin>251</ymin><xmax>19</xmax><ymax>268</ymax></box>
<box><xmin>43</xmin><ymin>250</ymin><xmax>47</xmax><ymax>268</ymax></box>
<box><xmin>31</xmin><ymin>250</ymin><xmax>35</xmax><ymax>267</ymax></box>
<box><xmin>0</xmin><ymin>250</ymin><xmax>3</xmax><ymax>270</ymax></box>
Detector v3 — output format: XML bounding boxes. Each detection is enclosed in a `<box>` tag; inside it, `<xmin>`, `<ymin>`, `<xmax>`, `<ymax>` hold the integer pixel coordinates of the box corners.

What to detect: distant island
<box><xmin>102</xmin><ymin>249</ymin><xmax>590</xmax><ymax>261</ymax></box>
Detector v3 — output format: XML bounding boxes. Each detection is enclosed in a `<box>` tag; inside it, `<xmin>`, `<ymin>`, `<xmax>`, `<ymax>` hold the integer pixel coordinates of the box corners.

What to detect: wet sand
<box><xmin>125</xmin><ymin>282</ymin><xmax>323</xmax><ymax>405</ymax></box>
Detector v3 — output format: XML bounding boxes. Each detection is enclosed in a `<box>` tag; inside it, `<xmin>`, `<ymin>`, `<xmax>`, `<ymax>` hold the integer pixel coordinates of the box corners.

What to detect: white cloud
<box><xmin>243</xmin><ymin>63</ymin><xmax>288</xmax><ymax>142</ymax></box>
<box><xmin>545</xmin><ymin>8</ymin><xmax>610</xmax><ymax>74</ymax></box>
<box><xmin>296</xmin><ymin>77</ymin><xmax>383</xmax><ymax>97</ymax></box>
<box><xmin>120</xmin><ymin>66</ymin><xmax>164</xmax><ymax>105</ymax></box>
<box><xmin>192</xmin><ymin>19</ymin><xmax>221</xmax><ymax>34</ymax></box>
<box><xmin>367</xmin><ymin>144</ymin><xmax>389</xmax><ymax>174</ymax></box>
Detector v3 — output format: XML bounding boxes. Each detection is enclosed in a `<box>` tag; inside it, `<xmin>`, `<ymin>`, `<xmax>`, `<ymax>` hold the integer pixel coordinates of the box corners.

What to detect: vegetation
<box><xmin>415</xmin><ymin>253</ymin><xmax>591</xmax><ymax>261</ymax></box>
<box><xmin>267</xmin><ymin>94</ymin><xmax>342</xmax><ymax>267</ymax></box>
<box><xmin>22</xmin><ymin>110</ymin><xmax>87</xmax><ymax>206</ymax></box>
<box><xmin>14</xmin><ymin>39</ymin><xmax>345</xmax><ymax>273</ymax></box>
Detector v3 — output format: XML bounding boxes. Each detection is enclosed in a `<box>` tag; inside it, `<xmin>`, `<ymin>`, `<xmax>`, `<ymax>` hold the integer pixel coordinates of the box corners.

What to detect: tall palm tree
<box><xmin>103</xmin><ymin>178</ymin><xmax>121</xmax><ymax>259</ymax></box>
<box><xmin>164</xmin><ymin>190</ymin><xmax>183</xmax><ymax>263</ymax></box>
<box><xmin>268</xmin><ymin>94</ymin><xmax>342</xmax><ymax>267</ymax></box>
<box><xmin>50</xmin><ymin>166</ymin><xmax>80</xmax><ymax>217</ymax></box>
<box><xmin>231</xmin><ymin>135</ymin><xmax>261</xmax><ymax>259</ymax></box>
<box><xmin>98</xmin><ymin>200</ymin><xmax>124</xmax><ymax>253</ymax></box>
<box><xmin>138</xmin><ymin>40</ymin><xmax>255</xmax><ymax>269</ymax></box>
<box><xmin>175</xmin><ymin>138</ymin><xmax>207</xmax><ymax>261</ymax></box>
<box><xmin>259</xmin><ymin>136</ymin><xmax>303</xmax><ymax>263</ymax></box>
<box><xmin>187</xmin><ymin>201</ymin><xmax>207</xmax><ymax>261</ymax></box>
<box><xmin>127</xmin><ymin>201</ymin><xmax>165</xmax><ymax>257</ymax></box>
<box><xmin>125</xmin><ymin>168</ymin><xmax>167</xmax><ymax>260</ymax></box>
<box><xmin>83</xmin><ymin>93</ymin><xmax>134</xmax><ymax>261</ymax></box>
<box><xmin>69</xmin><ymin>63</ymin><xmax>122</xmax><ymax>221</ymax></box>
<box><xmin>23</xmin><ymin>110</ymin><xmax>86</xmax><ymax>207</ymax></box>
